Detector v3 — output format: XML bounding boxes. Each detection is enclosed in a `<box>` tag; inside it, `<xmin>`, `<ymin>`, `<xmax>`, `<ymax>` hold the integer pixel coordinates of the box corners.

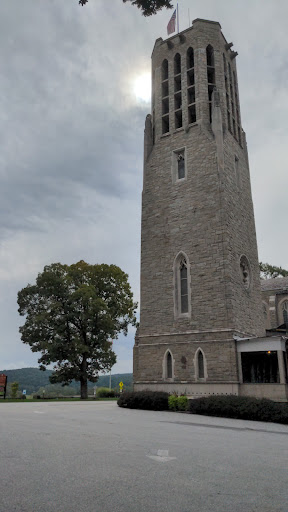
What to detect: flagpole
<box><xmin>177</xmin><ymin>3</ymin><xmax>179</xmax><ymax>33</ymax></box>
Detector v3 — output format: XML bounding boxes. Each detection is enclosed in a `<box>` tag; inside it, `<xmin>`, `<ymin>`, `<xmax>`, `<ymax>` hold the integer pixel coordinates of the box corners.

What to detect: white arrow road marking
<box><xmin>33</xmin><ymin>410</ymin><xmax>44</xmax><ymax>414</ymax></box>
<box><xmin>146</xmin><ymin>449</ymin><xmax>177</xmax><ymax>463</ymax></box>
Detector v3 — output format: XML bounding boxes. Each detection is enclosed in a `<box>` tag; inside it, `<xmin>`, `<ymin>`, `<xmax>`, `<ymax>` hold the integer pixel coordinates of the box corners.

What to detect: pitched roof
<box><xmin>261</xmin><ymin>276</ymin><xmax>288</xmax><ymax>291</ymax></box>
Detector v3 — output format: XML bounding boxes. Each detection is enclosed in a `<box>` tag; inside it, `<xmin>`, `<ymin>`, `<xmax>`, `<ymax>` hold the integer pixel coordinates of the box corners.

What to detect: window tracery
<box><xmin>173</xmin><ymin>252</ymin><xmax>191</xmax><ymax>318</ymax></box>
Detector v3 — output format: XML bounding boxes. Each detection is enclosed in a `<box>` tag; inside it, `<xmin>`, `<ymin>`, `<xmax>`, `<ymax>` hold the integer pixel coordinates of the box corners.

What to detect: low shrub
<box><xmin>189</xmin><ymin>395</ymin><xmax>288</xmax><ymax>424</ymax></box>
<box><xmin>168</xmin><ymin>394</ymin><xmax>178</xmax><ymax>411</ymax></box>
<box><xmin>177</xmin><ymin>395</ymin><xmax>189</xmax><ymax>411</ymax></box>
<box><xmin>117</xmin><ymin>390</ymin><xmax>169</xmax><ymax>410</ymax></box>
<box><xmin>168</xmin><ymin>394</ymin><xmax>188</xmax><ymax>411</ymax></box>
<box><xmin>96</xmin><ymin>387</ymin><xmax>117</xmax><ymax>398</ymax></box>
<box><xmin>32</xmin><ymin>394</ymin><xmax>58</xmax><ymax>399</ymax></box>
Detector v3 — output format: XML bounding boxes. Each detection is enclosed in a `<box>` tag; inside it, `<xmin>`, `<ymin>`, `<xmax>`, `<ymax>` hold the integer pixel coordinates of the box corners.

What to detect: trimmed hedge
<box><xmin>96</xmin><ymin>387</ymin><xmax>117</xmax><ymax>398</ymax></box>
<box><xmin>189</xmin><ymin>395</ymin><xmax>288</xmax><ymax>424</ymax></box>
<box><xmin>117</xmin><ymin>391</ymin><xmax>169</xmax><ymax>410</ymax></box>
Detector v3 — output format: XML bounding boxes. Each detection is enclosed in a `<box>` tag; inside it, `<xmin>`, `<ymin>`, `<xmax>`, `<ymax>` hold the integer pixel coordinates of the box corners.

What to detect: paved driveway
<box><xmin>1</xmin><ymin>401</ymin><xmax>287</xmax><ymax>512</ymax></box>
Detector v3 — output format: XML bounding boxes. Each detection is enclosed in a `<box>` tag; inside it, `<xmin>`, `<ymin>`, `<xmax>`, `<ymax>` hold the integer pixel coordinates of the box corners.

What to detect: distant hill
<box><xmin>0</xmin><ymin>367</ymin><xmax>133</xmax><ymax>395</ymax></box>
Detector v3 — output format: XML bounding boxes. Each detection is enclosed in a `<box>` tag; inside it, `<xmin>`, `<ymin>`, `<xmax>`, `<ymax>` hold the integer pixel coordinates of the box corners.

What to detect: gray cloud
<box><xmin>0</xmin><ymin>0</ymin><xmax>287</xmax><ymax>373</ymax></box>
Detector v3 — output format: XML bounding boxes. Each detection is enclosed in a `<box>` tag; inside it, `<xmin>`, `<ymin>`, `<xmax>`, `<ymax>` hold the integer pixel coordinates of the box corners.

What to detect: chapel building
<box><xmin>133</xmin><ymin>19</ymin><xmax>288</xmax><ymax>401</ymax></box>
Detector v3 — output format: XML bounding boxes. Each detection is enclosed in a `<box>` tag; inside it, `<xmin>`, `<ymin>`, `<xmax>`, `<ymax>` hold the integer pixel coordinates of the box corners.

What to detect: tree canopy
<box><xmin>79</xmin><ymin>0</ymin><xmax>173</xmax><ymax>17</ymax></box>
<box><xmin>259</xmin><ymin>262</ymin><xmax>288</xmax><ymax>280</ymax></box>
<box><xmin>10</xmin><ymin>382</ymin><xmax>19</xmax><ymax>399</ymax></box>
<box><xmin>17</xmin><ymin>261</ymin><xmax>137</xmax><ymax>399</ymax></box>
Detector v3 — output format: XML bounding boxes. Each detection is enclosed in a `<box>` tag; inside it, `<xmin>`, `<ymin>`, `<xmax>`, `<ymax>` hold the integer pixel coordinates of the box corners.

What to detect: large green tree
<box><xmin>17</xmin><ymin>261</ymin><xmax>137</xmax><ymax>399</ymax></box>
<box><xmin>259</xmin><ymin>262</ymin><xmax>288</xmax><ymax>280</ymax></box>
<box><xmin>79</xmin><ymin>0</ymin><xmax>173</xmax><ymax>16</ymax></box>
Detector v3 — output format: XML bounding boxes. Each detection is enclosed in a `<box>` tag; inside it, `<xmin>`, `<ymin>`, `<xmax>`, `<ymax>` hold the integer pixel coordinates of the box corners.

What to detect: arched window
<box><xmin>167</xmin><ymin>351</ymin><xmax>172</xmax><ymax>378</ymax></box>
<box><xmin>282</xmin><ymin>300</ymin><xmax>288</xmax><ymax>324</ymax></box>
<box><xmin>177</xmin><ymin>153</ymin><xmax>185</xmax><ymax>180</ymax></box>
<box><xmin>223</xmin><ymin>53</ymin><xmax>231</xmax><ymax>132</ymax></box>
<box><xmin>173</xmin><ymin>54</ymin><xmax>182</xmax><ymax>129</ymax></box>
<box><xmin>239</xmin><ymin>255</ymin><xmax>251</xmax><ymax>290</ymax></box>
<box><xmin>187</xmin><ymin>47</ymin><xmax>194</xmax><ymax>69</ymax></box>
<box><xmin>206</xmin><ymin>45</ymin><xmax>214</xmax><ymax>67</ymax></box>
<box><xmin>162</xmin><ymin>59</ymin><xmax>168</xmax><ymax>81</ymax></box>
<box><xmin>194</xmin><ymin>348</ymin><xmax>207</xmax><ymax>381</ymax></box>
<box><xmin>228</xmin><ymin>63</ymin><xmax>237</xmax><ymax>138</ymax></box>
<box><xmin>180</xmin><ymin>259</ymin><xmax>188</xmax><ymax>313</ymax></box>
<box><xmin>174</xmin><ymin>53</ymin><xmax>181</xmax><ymax>75</ymax></box>
<box><xmin>174</xmin><ymin>252</ymin><xmax>191</xmax><ymax>318</ymax></box>
<box><xmin>233</xmin><ymin>71</ymin><xmax>241</xmax><ymax>143</ymax></box>
<box><xmin>172</xmin><ymin>147</ymin><xmax>186</xmax><ymax>183</ymax></box>
<box><xmin>206</xmin><ymin>45</ymin><xmax>215</xmax><ymax>122</ymax></box>
<box><xmin>163</xmin><ymin>350</ymin><xmax>174</xmax><ymax>380</ymax></box>
<box><xmin>161</xmin><ymin>59</ymin><xmax>169</xmax><ymax>134</ymax></box>
<box><xmin>198</xmin><ymin>351</ymin><xmax>204</xmax><ymax>378</ymax></box>
<box><xmin>187</xmin><ymin>47</ymin><xmax>196</xmax><ymax>124</ymax></box>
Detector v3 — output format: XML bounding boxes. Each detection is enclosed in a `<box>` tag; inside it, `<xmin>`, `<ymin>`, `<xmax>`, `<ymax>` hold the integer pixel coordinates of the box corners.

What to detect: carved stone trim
<box><xmin>240</xmin><ymin>255</ymin><xmax>251</xmax><ymax>290</ymax></box>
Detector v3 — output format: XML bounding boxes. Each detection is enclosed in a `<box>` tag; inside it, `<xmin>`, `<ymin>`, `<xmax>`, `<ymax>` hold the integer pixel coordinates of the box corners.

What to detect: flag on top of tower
<box><xmin>167</xmin><ymin>9</ymin><xmax>176</xmax><ymax>35</ymax></box>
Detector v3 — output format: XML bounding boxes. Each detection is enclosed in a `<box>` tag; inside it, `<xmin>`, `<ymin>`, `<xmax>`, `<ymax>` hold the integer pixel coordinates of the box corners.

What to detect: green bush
<box><xmin>177</xmin><ymin>395</ymin><xmax>188</xmax><ymax>411</ymax></box>
<box><xmin>117</xmin><ymin>391</ymin><xmax>169</xmax><ymax>410</ymax></box>
<box><xmin>189</xmin><ymin>395</ymin><xmax>288</xmax><ymax>424</ymax></box>
<box><xmin>96</xmin><ymin>387</ymin><xmax>117</xmax><ymax>398</ymax></box>
<box><xmin>10</xmin><ymin>382</ymin><xmax>19</xmax><ymax>399</ymax></box>
<box><xmin>168</xmin><ymin>394</ymin><xmax>188</xmax><ymax>411</ymax></box>
<box><xmin>168</xmin><ymin>394</ymin><xmax>178</xmax><ymax>411</ymax></box>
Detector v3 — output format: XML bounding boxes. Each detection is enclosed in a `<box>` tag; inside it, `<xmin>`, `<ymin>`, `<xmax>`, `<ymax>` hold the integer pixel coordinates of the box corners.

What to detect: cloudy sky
<box><xmin>1</xmin><ymin>0</ymin><xmax>287</xmax><ymax>374</ymax></box>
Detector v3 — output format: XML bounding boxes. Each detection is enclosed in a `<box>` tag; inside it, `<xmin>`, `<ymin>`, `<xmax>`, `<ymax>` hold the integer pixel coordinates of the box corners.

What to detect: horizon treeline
<box><xmin>0</xmin><ymin>368</ymin><xmax>133</xmax><ymax>396</ymax></box>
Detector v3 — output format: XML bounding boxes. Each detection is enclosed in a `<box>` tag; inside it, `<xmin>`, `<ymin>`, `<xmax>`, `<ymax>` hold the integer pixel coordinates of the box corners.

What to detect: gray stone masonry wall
<box><xmin>134</xmin><ymin>19</ymin><xmax>265</xmax><ymax>387</ymax></box>
<box><xmin>262</xmin><ymin>287</ymin><xmax>288</xmax><ymax>329</ymax></box>
<box><xmin>140</xmin><ymin>127</ymin><xmax>232</xmax><ymax>334</ymax></box>
<box><xmin>134</xmin><ymin>336</ymin><xmax>238</xmax><ymax>382</ymax></box>
<box><xmin>221</xmin><ymin>133</ymin><xmax>265</xmax><ymax>337</ymax></box>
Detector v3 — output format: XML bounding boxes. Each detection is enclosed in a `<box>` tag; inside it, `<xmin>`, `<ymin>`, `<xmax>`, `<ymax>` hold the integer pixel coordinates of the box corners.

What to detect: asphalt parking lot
<box><xmin>1</xmin><ymin>401</ymin><xmax>287</xmax><ymax>512</ymax></box>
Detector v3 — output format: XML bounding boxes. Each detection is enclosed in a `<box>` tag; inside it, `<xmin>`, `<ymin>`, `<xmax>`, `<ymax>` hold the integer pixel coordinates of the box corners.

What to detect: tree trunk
<box><xmin>80</xmin><ymin>355</ymin><xmax>88</xmax><ymax>399</ymax></box>
<box><xmin>80</xmin><ymin>377</ymin><xmax>88</xmax><ymax>399</ymax></box>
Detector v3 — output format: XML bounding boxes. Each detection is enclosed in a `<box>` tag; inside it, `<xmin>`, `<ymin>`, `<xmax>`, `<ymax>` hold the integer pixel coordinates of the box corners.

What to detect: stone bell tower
<box><xmin>133</xmin><ymin>19</ymin><xmax>265</xmax><ymax>396</ymax></box>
